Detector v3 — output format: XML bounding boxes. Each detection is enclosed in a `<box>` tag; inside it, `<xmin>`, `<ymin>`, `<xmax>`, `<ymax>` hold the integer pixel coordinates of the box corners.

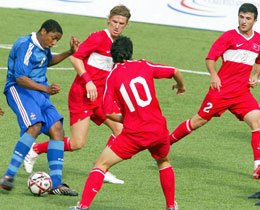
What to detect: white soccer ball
<box><xmin>27</xmin><ymin>171</ymin><xmax>52</xmax><ymax>196</ymax></box>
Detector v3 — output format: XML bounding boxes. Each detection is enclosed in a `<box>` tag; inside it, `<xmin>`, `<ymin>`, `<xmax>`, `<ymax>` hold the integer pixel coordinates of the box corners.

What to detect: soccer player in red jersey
<box><xmin>24</xmin><ymin>5</ymin><xmax>131</xmax><ymax>184</ymax></box>
<box><xmin>67</xmin><ymin>36</ymin><xmax>185</xmax><ymax>210</ymax></box>
<box><xmin>170</xmin><ymin>3</ymin><xmax>260</xmax><ymax>179</ymax></box>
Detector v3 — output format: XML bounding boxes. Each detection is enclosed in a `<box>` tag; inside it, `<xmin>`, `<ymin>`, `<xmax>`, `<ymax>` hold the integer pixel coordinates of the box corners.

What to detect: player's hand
<box><xmin>249</xmin><ymin>76</ymin><xmax>259</xmax><ymax>88</ymax></box>
<box><xmin>172</xmin><ymin>84</ymin><xmax>186</xmax><ymax>96</ymax></box>
<box><xmin>70</xmin><ymin>36</ymin><xmax>80</xmax><ymax>54</ymax></box>
<box><xmin>86</xmin><ymin>81</ymin><xmax>97</xmax><ymax>101</ymax></box>
<box><xmin>47</xmin><ymin>83</ymin><xmax>60</xmax><ymax>95</ymax></box>
<box><xmin>0</xmin><ymin>107</ymin><xmax>4</xmax><ymax>116</ymax></box>
<box><xmin>210</xmin><ymin>74</ymin><xmax>222</xmax><ymax>91</ymax></box>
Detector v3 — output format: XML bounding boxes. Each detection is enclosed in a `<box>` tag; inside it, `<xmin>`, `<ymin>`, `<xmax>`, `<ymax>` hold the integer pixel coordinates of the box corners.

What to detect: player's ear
<box><xmin>41</xmin><ymin>28</ymin><xmax>47</xmax><ymax>35</ymax></box>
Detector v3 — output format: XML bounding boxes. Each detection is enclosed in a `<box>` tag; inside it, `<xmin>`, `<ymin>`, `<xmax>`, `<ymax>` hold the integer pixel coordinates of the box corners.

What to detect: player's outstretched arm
<box><xmin>249</xmin><ymin>63</ymin><xmax>260</xmax><ymax>88</ymax></box>
<box><xmin>172</xmin><ymin>69</ymin><xmax>186</xmax><ymax>96</ymax></box>
<box><xmin>48</xmin><ymin>36</ymin><xmax>80</xmax><ymax>67</ymax></box>
<box><xmin>105</xmin><ymin>113</ymin><xmax>123</xmax><ymax>123</ymax></box>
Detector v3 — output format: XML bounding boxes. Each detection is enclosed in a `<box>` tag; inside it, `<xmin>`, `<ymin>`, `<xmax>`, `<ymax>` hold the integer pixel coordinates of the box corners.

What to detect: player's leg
<box><xmin>47</xmin><ymin>120</ymin><xmax>78</xmax><ymax>196</ymax></box>
<box><xmin>244</xmin><ymin>109</ymin><xmax>260</xmax><ymax>179</ymax></box>
<box><xmin>102</xmin><ymin>118</ymin><xmax>125</xmax><ymax>184</ymax></box>
<box><xmin>0</xmin><ymin>124</ymin><xmax>41</xmax><ymax>191</ymax></box>
<box><xmin>24</xmin><ymin>115</ymin><xmax>90</xmax><ymax>173</ymax></box>
<box><xmin>69</xmin><ymin>146</ymin><xmax>123</xmax><ymax>209</ymax></box>
<box><xmin>1</xmin><ymin>86</ymin><xmax>43</xmax><ymax>190</ymax></box>
<box><xmin>169</xmin><ymin>114</ymin><xmax>208</xmax><ymax>144</ymax></box>
<box><xmin>156</xmin><ymin>156</ymin><xmax>177</xmax><ymax>210</ymax></box>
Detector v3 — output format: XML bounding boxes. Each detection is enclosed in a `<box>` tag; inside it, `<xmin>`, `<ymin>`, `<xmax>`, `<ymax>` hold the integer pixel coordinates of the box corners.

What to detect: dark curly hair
<box><xmin>111</xmin><ymin>36</ymin><xmax>133</xmax><ymax>63</ymax></box>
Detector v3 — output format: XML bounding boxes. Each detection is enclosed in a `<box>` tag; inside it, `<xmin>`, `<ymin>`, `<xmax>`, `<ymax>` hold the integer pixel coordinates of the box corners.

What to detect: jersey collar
<box><xmin>236</xmin><ymin>28</ymin><xmax>255</xmax><ymax>40</ymax></box>
<box><xmin>31</xmin><ymin>32</ymin><xmax>44</xmax><ymax>50</ymax></box>
<box><xmin>104</xmin><ymin>29</ymin><xmax>114</xmax><ymax>42</ymax></box>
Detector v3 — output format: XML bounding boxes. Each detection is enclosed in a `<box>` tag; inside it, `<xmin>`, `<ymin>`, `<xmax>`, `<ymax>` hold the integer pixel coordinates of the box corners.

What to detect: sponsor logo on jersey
<box><xmin>253</xmin><ymin>43</ymin><xmax>260</xmax><ymax>52</ymax></box>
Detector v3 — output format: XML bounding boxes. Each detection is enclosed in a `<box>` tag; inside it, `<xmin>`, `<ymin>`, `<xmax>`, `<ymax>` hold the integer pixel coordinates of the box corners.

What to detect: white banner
<box><xmin>0</xmin><ymin>0</ymin><xmax>260</xmax><ymax>32</ymax></box>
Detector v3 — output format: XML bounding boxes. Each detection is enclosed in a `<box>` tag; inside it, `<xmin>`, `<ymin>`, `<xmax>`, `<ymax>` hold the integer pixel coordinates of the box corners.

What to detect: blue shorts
<box><xmin>5</xmin><ymin>85</ymin><xmax>63</xmax><ymax>136</ymax></box>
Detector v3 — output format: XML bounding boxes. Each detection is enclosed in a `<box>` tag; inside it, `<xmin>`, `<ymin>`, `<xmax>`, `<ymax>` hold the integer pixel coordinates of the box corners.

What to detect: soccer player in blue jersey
<box><xmin>0</xmin><ymin>19</ymin><xmax>79</xmax><ymax>196</ymax></box>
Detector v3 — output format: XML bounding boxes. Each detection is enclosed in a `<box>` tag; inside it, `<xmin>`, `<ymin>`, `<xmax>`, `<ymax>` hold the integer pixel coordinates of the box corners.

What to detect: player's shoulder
<box><xmin>88</xmin><ymin>29</ymin><xmax>111</xmax><ymax>41</ymax></box>
<box><xmin>253</xmin><ymin>30</ymin><xmax>260</xmax><ymax>37</ymax></box>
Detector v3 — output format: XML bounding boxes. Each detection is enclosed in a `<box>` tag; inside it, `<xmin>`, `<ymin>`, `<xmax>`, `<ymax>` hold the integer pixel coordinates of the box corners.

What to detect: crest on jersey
<box><xmin>30</xmin><ymin>112</ymin><xmax>36</xmax><ymax>120</ymax></box>
<box><xmin>253</xmin><ymin>43</ymin><xmax>260</xmax><ymax>52</ymax></box>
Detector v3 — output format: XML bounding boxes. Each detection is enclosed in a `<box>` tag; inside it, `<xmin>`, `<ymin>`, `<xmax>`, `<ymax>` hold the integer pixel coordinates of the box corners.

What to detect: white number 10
<box><xmin>120</xmin><ymin>76</ymin><xmax>152</xmax><ymax>112</ymax></box>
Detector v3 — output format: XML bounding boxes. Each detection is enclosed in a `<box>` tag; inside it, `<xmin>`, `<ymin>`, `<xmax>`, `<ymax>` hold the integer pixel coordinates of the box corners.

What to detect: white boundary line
<box><xmin>1</xmin><ymin>67</ymin><xmax>259</xmax><ymax>82</ymax></box>
<box><xmin>0</xmin><ymin>67</ymin><xmax>210</xmax><ymax>74</ymax></box>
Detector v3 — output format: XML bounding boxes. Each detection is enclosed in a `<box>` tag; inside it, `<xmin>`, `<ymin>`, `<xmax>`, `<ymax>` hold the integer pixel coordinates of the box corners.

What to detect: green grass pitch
<box><xmin>1</xmin><ymin>7</ymin><xmax>260</xmax><ymax>210</ymax></box>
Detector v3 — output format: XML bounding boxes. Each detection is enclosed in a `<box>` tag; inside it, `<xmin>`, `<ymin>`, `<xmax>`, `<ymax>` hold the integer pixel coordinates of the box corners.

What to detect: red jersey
<box><xmin>103</xmin><ymin>59</ymin><xmax>176</xmax><ymax>141</ymax></box>
<box><xmin>206</xmin><ymin>29</ymin><xmax>260</xmax><ymax>98</ymax></box>
<box><xmin>69</xmin><ymin>29</ymin><xmax>114</xmax><ymax>113</ymax></box>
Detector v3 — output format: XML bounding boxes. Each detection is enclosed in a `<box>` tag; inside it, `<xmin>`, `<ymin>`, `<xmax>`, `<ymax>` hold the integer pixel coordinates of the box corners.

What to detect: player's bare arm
<box><xmin>206</xmin><ymin>59</ymin><xmax>222</xmax><ymax>91</ymax></box>
<box><xmin>105</xmin><ymin>113</ymin><xmax>123</xmax><ymax>123</ymax></box>
<box><xmin>48</xmin><ymin>36</ymin><xmax>80</xmax><ymax>66</ymax></box>
<box><xmin>172</xmin><ymin>69</ymin><xmax>186</xmax><ymax>96</ymax></box>
<box><xmin>70</xmin><ymin>56</ymin><xmax>98</xmax><ymax>101</ymax></box>
<box><xmin>16</xmin><ymin>76</ymin><xmax>60</xmax><ymax>95</ymax></box>
<box><xmin>249</xmin><ymin>63</ymin><xmax>260</xmax><ymax>88</ymax></box>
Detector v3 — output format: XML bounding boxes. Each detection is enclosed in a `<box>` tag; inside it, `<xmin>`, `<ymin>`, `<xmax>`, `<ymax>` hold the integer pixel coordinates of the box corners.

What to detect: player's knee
<box><xmin>70</xmin><ymin>139</ymin><xmax>86</xmax><ymax>150</ymax></box>
<box><xmin>49</xmin><ymin>121</ymin><xmax>64</xmax><ymax>140</ymax></box>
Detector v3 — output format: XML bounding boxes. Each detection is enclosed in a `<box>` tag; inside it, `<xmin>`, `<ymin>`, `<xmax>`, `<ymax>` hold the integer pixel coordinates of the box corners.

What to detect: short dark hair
<box><xmin>239</xmin><ymin>3</ymin><xmax>258</xmax><ymax>19</ymax></box>
<box><xmin>38</xmin><ymin>19</ymin><xmax>63</xmax><ymax>34</ymax></box>
<box><xmin>111</xmin><ymin>36</ymin><xmax>133</xmax><ymax>63</ymax></box>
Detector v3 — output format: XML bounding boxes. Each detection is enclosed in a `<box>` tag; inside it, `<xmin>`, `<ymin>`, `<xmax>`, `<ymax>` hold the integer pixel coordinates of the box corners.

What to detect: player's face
<box><xmin>238</xmin><ymin>12</ymin><xmax>257</xmax><ymax>35</ymax></box>
<box><xmin>40</xmin><ymin>29</ymin><xmax>62</xmax><ymax>49</ymax></box>
<box><xmin>107</xmin><ymin>15</ymin><xmax>129</xmax><ymax>40</ymax></box>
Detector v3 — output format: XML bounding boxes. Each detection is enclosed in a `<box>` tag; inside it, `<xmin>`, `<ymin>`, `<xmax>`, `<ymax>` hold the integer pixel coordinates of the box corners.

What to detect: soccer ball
<box><xmin>27</xmin><ymin>171</ymin><xmax>52</xmax><ymax>196</ymax></box>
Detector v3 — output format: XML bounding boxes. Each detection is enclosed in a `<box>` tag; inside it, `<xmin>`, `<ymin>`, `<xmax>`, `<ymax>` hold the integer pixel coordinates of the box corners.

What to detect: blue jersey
<box><xmin>4</xmin><ymin>32</ymin><xmax>52</xmax><ymax>93</ymax></box>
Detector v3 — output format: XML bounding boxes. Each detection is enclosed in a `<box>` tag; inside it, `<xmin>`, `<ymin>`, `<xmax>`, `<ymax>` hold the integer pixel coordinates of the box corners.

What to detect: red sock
<box><xmin>169</xmin><ymin>120</ymin><xmax>192</xmax><ymax>144</ymax></box>
<box><xmin>64</xmin><ymin>137</ymin><xmax>72</xmax><ymax>151</ymax></box>
<box><xmin>80</xmin><ymin>168</ymin><xmax>105</xmax><ymax>208</ymax></box>
<box><xmin>33</xmin><ymin>137</ymin><xmax>72</xmax><ymax>154</ymax></box>
<box><xmin>251</xmin><ymin>131</ymin><xmax>260</xmax><ymax>161</ymax></box>
<box><xmin>160</xmin><ymin>166</ymin><xmax>175</xmax><ymax>209</ymax></box>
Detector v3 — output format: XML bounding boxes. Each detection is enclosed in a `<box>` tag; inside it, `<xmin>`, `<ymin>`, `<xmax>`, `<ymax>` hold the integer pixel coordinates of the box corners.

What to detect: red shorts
<box><xmin>107</xmin><ymin>130</ymin><xmax>170</xmax><ymax>160</ymax></box>
<box><xmin>68</xmin><ymin>76</ymin><xmax>120</xmax><ymax>126</ymax></box>
<box><xmin>198</xmin><ymin>92</ymin><xmax>260</xmax><ymax>121</ymax></box>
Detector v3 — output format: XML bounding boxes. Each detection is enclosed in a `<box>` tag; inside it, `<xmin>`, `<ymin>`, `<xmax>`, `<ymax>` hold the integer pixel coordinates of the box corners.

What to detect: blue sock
<box><xmin>5</xmin><ymin>132</ymin><xmax>35</xmax><ymax>178</ymax></box>
<box><xmin>47</xmin><ymin>140</ymin><xmax>64</xmax><ymax>188</ymax></box>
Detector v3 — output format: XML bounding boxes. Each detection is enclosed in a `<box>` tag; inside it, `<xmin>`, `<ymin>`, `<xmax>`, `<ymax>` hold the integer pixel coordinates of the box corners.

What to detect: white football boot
<box><xmin>103</xmin><ymin>171</ymin><xmax>124</xmax><ymax>184</ymax></box>
<box><xmin>24</xmin><ymin>143</ymin><xmax>39</xmax><ymax>173</ymax></box>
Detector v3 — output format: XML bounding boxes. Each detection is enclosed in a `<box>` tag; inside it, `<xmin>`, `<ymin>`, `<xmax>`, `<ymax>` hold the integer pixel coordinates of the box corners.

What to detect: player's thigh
<box><xmin>70</xmin><ymin>116</ymin><xmax>90</xmax><ymax>144</ymax></box>
<box><xmin>94</xmin><ymin>146</ymin><xmax>123</xmax><ymax>171</ymax></box>
<box><xmin>41</xmin><ymin>103</ymin><xmax>63</xmax><ymax>137</ymax></box>
<box><xmin>197</xmin><ymin>93</ymin><xmax>229</xmax><ymax>121</ymax></box>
